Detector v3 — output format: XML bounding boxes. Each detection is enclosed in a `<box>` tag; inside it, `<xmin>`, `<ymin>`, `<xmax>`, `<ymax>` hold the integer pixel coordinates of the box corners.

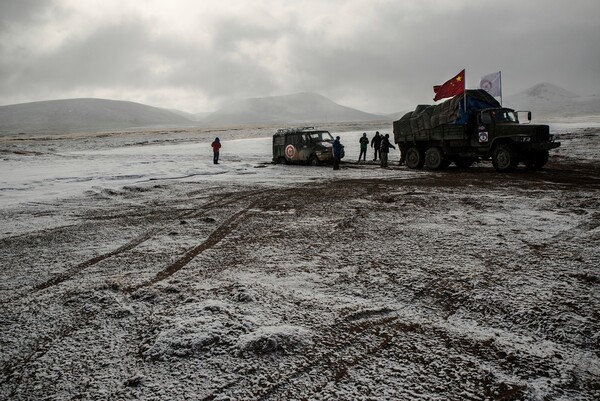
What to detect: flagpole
<box><xmin>499</xmin><ymin>71</ymin><xmax>503</xmax><ymax>106</ymax></box>
<box><xmin>464</xmin><ymin>69</ymin><xmax>467</xmax><ymax>116</ymax></box>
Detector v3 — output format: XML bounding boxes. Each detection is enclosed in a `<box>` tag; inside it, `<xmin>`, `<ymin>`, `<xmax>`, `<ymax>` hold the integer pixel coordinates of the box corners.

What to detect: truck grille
<box><xmin>533</xmin><ymin>125</ymin><xmax>550</xmax><ymax>142</ymax></box>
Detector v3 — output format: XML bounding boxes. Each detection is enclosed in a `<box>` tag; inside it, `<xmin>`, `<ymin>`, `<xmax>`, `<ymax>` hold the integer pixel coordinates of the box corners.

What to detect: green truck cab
<box><xmin>393</xmin><ymin>90</ymin><xmax>560</xmax><ymax>172</ymax></box>
<box><xmin>272</xmin><ymin>127</ymin><xmax>339</xmax><ymax>166</ymax></box>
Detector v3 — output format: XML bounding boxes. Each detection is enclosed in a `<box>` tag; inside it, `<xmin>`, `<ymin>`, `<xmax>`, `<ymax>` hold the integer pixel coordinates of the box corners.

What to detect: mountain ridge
<box><xmin>0</xmin><ymin>93</ymin><xmax>387</xmax><ymax>135</ymax></box>
<box><xmin>2</xmin><ymin>84</ymin><xmax>597</xmax><ymax>135</ymax></box>
<box><xmin>202</xmin><ymin>92</ymin><xmax>386</xmax><ymax>126</ymax></box>
<box><xmin>504</xmin><ymin>83</ymin><xmax>600</xmax><ymax>121</ymax></box>
<box><xmin>514</xmin><ymin>82</ymin><xmax>579</xmax><ymax>100</ymax></box>
<box><xmin>0</xmin><ymin>98</ymin><xmax>193</xmax><ymax>134</ymax></box>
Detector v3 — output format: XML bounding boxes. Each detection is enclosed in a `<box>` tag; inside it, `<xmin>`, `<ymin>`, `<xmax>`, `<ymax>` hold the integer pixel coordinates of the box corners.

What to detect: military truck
<box><xmin>273</xmin><ymin>127</ymin><xmax>341</xmax><ymax>166</ymax></box>
<box><xmin>393</xmin><ymin>89</ymin><xmax>560</xmax><ymax>172</ymax></box>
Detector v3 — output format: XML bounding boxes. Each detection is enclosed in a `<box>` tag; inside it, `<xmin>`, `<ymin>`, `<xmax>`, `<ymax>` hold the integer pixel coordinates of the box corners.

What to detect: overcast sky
<box><xmin>1</xmin><ymin>0</ymin><xmax>599</xmax><ymax>114</ymax></box>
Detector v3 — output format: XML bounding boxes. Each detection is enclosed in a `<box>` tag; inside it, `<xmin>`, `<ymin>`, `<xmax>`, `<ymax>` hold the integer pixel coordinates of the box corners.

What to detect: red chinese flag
<box><xmin>433</xmin><ymin>69</ymin><xmax>465</xmax><ymax>101</ymax></box>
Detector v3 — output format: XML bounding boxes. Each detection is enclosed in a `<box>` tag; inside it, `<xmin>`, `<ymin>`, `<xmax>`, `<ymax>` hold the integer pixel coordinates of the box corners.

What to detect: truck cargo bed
<box><xmin>394</xmin><ymin>122</ymin><xmax>467</xmax><ymax>144</ymax></box>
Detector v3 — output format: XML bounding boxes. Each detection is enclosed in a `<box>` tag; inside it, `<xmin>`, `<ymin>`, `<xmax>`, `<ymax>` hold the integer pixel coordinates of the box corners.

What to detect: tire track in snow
<box><xmin>523</xmin><ymin>211</ymin><xmax>600</xmax><ymax>260</ymax></box>
<box><xmin>1</xmin><ymin>188</ymin><xmax>264</xmax><ymax>307</ymax></box>
<box><xmin>124</xmin><ymin>200</ymin><xmax>261</xmax><ymax>293</ymax></box>
<box><xmin>31</xmin><ymin>189</ymin><xmax>267</xmax><ymax>295</ymax></box>
<box><xmin>549</xmin><ymin>211</ymin><xmax>600</xmax><ymax>242</ymax></box>
<box><xmin>32</xmin><ymin>229</ymin><xmax>160</xmax><ymax>292</ymax></box>
<box><xmin>122</xmin><ymin>189</ymin><xmax>268</xmax><ymax>293</ymax></box>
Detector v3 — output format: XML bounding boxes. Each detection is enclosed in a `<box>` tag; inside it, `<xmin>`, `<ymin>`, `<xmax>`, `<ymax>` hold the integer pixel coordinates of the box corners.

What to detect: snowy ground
<box><xmin>1</xmin><ymin>123</ymin><xmax>599</xmax><ymax>400</ymax></box>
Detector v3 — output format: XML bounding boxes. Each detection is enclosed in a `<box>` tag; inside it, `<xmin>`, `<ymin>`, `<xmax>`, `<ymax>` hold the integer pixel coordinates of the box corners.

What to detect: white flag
<box><xmin>479</xmin><ymin>71</ymin><xmax>502</xmax><ymax>97</ymax></box>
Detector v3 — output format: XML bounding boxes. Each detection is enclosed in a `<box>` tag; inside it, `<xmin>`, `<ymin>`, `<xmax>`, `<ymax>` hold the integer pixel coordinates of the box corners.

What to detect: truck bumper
<box><xmin>531</xmin><ymin>142</ymin><xmax>561</xmax><ymax>150</ymax></box>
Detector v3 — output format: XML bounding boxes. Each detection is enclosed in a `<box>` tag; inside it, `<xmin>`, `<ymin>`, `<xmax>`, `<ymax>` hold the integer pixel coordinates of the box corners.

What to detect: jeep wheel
<box><xmin>492</xmin><ymin>143</ymin><xmax>518</xmax><ymax>172</ymax></box>
<box><xmin>524</xmin><ymin>150</ymin><xmax>549</xmax><ymax>170</ymax></box>
<box><xmin>405</xmin><ymin>146</ymin><xmax>424</xmax><ymax>169</ymax></box>
<box><xmin>308</xmin><ymin>156</ymin><xmax>320</xmax><ymax>166</ymax></box>
<box><xmin>425</xmin><ymin>147</ymin><xmax>446</xmax><ymax>170</ymax></box>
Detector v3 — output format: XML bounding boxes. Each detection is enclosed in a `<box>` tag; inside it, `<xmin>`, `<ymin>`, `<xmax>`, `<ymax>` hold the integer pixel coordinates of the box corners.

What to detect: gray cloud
<box><xmin>0</xmin><ymin>0</ymin><xmax>52</xmax><ymax>29</ymax></box>
<box><xmin>1</xmin><ymin>0</ymin><xmax>599</xmax><ymax>113</ymax></box>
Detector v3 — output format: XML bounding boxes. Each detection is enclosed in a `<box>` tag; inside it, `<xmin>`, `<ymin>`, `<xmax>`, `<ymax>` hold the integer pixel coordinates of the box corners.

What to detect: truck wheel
<box><xmin>454</xmin><ymin>156</ymin><xmax>476</xmax><ymax>169</ymax></box>
<box><xmin>524</xmin><ymin>150</ymin><xmax>549</xmax><ymax>170</ymax></box>
<box><xmin>276</xmin><ymin>156</ymin><xmax>287</xmax><ymax>164</ymax></box>
<box><xmin>492</xmin><ymin>143</ymin><xmax>518</xmax><ymax>172</ymax></box>
<box><xmin>308</xmin><ymin>156</ymin><xmax>320</xmax><ymax>166</ymax></box>
<box><xmin>425</xmin><ymin>147</ymin><xmax>447</xmax><ymax>170</ymax></box>
<box><xmin>405</xmin><ymin>146</ymin><xmax>424</xmax><ymax>169</ymax></box>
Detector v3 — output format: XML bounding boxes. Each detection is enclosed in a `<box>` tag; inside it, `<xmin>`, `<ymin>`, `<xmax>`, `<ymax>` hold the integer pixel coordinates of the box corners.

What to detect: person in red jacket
<box><xmin>211</xmin><ymin>137</ymin><xmax>221</xmax><ymax>164</ymax></box>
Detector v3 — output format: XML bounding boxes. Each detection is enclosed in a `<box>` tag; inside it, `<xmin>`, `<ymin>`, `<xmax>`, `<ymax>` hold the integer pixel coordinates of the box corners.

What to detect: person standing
<box><xmin>211</xmin><ymin>137</ymin><xmax>221</xmax><ymax>164</ymax></box>
<box><xmin>380</xmin><ymin>134</ymin><xmax>395</xmax><ymax>168</ymax></box>
<box><xmin>358</xmin><ymin>132</ymin><xmax>369</xmax><ymax>162</ymax></box>
<box><xmin>332</xmin><ymin>135</ymin><xmax>343</xmax><ymax>170</ymax></box>
<box><xmin>371</xmin><ymin>131</ymin><xmax>382</xmax><ymax>161</ymax></box>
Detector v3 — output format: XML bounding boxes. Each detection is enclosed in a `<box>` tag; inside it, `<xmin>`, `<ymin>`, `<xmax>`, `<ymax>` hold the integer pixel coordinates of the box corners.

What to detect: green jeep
<box><xmin>273</xmin><ymin>127</ymin><xmax>338</xmax><ymax>166</ymax></box>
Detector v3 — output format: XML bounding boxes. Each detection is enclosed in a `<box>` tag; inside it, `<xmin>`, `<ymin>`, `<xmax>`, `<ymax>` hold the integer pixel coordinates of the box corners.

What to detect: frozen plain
<box><xmin>0</xmin><ymin>123</ymin><xmax>599</xmax><ymax>400</ymax></box>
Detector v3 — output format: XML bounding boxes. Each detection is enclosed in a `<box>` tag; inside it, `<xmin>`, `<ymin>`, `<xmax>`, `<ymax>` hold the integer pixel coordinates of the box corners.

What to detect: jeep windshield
<box><xmin>308</xmin><ymin>132</ymin><xmax>333</xmax><ymax>142</ymax></box>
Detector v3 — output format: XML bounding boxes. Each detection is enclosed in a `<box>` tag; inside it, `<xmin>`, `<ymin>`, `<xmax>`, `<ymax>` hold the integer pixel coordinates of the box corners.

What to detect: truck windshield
<box><xmin>492</xmin><ymin>110</ymin><xmax>518</xmax><ymax>123</ymax></box>
<box><xmin>308</xmin><ymin>132</ymin><xmax>333</xmax><ymax>141</ymax></box>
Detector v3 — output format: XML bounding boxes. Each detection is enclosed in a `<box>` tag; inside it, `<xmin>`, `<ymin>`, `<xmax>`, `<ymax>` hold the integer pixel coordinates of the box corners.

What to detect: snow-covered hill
<box><xmin>202</xmin><ymin>92</ymin><xmax>387</xmax><ymax>126</ymax></box>
<box><xmin>505</xmin><ymin>83</ymin><xmax>600</xmax><ymax>121</ymax></box>
<box><xmin>0</xmin><ymin>98</ymin><xmax>193</xmax><ymax>135</ymax></box>
<box><xmin>168</xmin><ymin>109</ymin><xmax>212</xmax><ymax>122</ymax></box>
<box><xmin>0</xmin><ymin>94</ymin><xmax>389</xmax><ymax>134</ymax></box>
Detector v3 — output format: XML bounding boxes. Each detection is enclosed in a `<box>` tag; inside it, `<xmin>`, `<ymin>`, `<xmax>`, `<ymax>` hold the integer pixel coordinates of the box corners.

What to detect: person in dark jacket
<box><xmin>332</xmin><ymin>136</ymin><xmax>343</xmax><ymax>170</ymax></box>
<box><xmin>371</xmin><ymin>131</ymin><xmax>382</xmax><ymax>161</ymax></box>
<box><xmin>358</xmin><ymin>132</ymin><xmax>369</xmax><ymax>162</ymax></box>
<box><xmin>211</xmin><ymin>137</ymin><xmax>221</xmax><ymax>164</ymax></box>
<box><xmin>380</xmin><ymin>134</ymin><xmax>395</xmax><ymax>168</ymax></box>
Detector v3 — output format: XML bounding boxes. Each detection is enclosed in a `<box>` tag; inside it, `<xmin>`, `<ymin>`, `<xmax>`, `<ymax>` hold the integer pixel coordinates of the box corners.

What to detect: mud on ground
<box><xmin>1</xmin><ymin>157</ymin><xmax>599</xmax><ymax>400</ymax></box>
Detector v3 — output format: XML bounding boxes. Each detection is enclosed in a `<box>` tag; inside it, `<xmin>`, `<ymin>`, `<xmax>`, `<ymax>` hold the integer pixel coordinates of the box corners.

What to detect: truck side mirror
<box><xmin>516</xmin><ymin>110</ymin><xmax>532</xmax><ymax>124</ymax></box>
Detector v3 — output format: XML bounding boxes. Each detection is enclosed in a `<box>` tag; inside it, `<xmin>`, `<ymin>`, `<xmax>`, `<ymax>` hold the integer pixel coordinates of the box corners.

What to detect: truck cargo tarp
<box><xmin>451</xmin><ymin>90</ymin><xmax>502</xmax><ymax>124</ymax></box>
<box><xmin>394</xmin><ymin>90</ymin><xmax>501</xmax><ymax>137</ymax></box>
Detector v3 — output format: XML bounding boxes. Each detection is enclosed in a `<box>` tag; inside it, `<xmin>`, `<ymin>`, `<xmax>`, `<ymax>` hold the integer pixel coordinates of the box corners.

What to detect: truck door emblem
<box><xmin>479</xmin><ymin>132</ymin><xmax>489</xmax><ymax>143</ymax></box>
